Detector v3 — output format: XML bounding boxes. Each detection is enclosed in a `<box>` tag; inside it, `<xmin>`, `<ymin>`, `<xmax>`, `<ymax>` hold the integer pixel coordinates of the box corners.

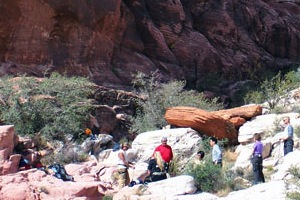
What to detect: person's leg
<box><xmin>258</xmin><ymin>157</ymin><xmax>265</xmax><ymax>183</ymax></box>
<box><xmin>137</xmin><ymin>170</ymin><xmax>150</xmax><ymax>182</ymax></box>
<box><xmin>125</xmin><ymin>170</ymin><xmax>130</xmax><ymax>186</ymax></box>
<box><xmin>283</xmin><ymin>142</ymin><xmax>288</xmax><ymax>156</ymax></box>
<box><xmin>117</xmin><ymin>168</ymin><xmax>127</xmax><ymax>189</ymax></box>
<box><xmin>252</xmin><ymin>157</ymin><xmax>260</xmax><ymax>185</ymax></box>
<box><xmin>129</xmin><ymin>170</ymin><xmax>150</xmax><ymax>187</ymax></box>
<box><xmin>285</xmin><ymin>139</ymin><xmax>293</xmax><ymax>155</ymax></box>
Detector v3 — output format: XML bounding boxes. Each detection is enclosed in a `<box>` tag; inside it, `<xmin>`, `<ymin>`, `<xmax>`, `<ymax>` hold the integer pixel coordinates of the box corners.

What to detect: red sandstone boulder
<box><xmin>164</xmin><ymin>107</ymin><xmax>237</xmax><ymax>141</ymax></box>
<box><xmin>0</xmin><ymin>125</ymin><xmax>19</xmax><ymax>175</ymax></box>
<box><xmin>229</xmin><ymin>117</ymin><xmax>246</xmax><ymax>128</ymax></box>
<box><xmin>212</xmin><ymin>105</ymin><xmax>263</xmax><ymax>120</ymax></box>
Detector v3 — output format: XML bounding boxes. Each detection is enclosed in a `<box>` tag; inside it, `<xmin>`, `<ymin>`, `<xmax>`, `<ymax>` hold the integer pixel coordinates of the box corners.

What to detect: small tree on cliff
<box><xmin>244</xmin><ymin>69</ymin><xmax>300</xmax><ymax>111</ymax></box>
<box><xmin>130</xmin><ymin>71</ymin><xmax>223</xmax><ymax>133</ymax></box>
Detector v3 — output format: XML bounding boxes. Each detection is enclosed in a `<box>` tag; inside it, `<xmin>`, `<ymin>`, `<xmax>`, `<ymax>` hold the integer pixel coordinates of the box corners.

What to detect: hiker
<box><xmin>18</xmin><ymin>157</ymin><xmax>31</xmax><ymax>170</ymax></box>
<box><xmin>115</xmin><ymin>142</ymin><xmax>135</xmax><ymax>189</ymax></box>
<box><xmin>129</xmin><ymin>151</ymin><xmax>167</xmax><ymax>187</ymax></box>
<box><xmin>251</xmin><ymin>133</ymin><xmax>265</xmax><ymax>185</ymax></box>
<box><xmin>280</xmin><ymin>116</ymin><xmax>294</xmax><ymax>156</ymax></box>
<box><xmin>209</xmin><ymin>137</ymin><xmax>222</xmax><ymax>166</ymax></box>
<box><xmin>47</xmin><ymin>163</ymin><xmax>74</xmax><ymax>181</ymax></box>
<box><xmin>153</xmin><ymin>136</ymin><xmax>173</xmax><ymax>172</ymax></box>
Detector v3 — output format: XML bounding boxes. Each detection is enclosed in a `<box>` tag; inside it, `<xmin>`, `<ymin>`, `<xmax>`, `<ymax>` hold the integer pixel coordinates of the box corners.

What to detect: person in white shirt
<box><xmin>209</xmin><ymin>137</ymin><xmax>222</xmax><ymax>167</ymax></box>
<box><xmin>116</xmin><ymin>142</ymin><xmax>134</xmax><ymax>189</ymax></box>
<box><xmin>280</xmin><ymin>116</ymin><xmax>294</xmax><ymax>156</ymax></box>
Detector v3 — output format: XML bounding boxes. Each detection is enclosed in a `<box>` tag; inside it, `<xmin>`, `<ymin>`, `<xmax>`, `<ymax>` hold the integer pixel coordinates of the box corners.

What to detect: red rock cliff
<box><xmin>0</xmin><ymin>0</ymin><xmax>299</xmax><ymax>89</ymax></box>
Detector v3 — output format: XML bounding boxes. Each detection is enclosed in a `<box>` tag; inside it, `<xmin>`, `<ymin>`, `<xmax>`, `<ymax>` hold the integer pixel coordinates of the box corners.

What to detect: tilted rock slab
<box><xmin>211</xmin><ymin>104</ymin><xmax>262</xmax><ymax>128</ymax></box>
<box><xmin>164</xmin><ymin>107</ymin><xmax>237</xmax><ymax>141</ymax></box>
<box><xmin>212</xmin><ymin>104</ymin><xmax>263</xmax><ymax>120</ymax></box>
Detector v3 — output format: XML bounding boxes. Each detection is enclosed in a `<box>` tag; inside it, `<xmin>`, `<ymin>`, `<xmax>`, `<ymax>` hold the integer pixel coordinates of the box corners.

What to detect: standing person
<box><xmin>129</xmin><ymin>151</ymin><xmax>167</xmax><ymax>187</ymax></box>
<box><xmin>116</xmin><ymin>142</ymin><xmax>134</xmax><ymax>189</ymax></box>
<box><xmin>153</xmin><ymin>136</ymin><xmax>173</xmax><ymax>172</ymax></box>
<box><xmin>280</xmin><ymin>116</ymin><xmax>294</xmax><ymax>156</ymax></box>
<box><xmin>252</xmin><ymin>133</ymin><xmax>265</xmax><ymax>185</ymax></box>
<box><xmin>209</xmin><ymin>137</ymin><xmax>222</xmax><ymax>166</ymax></box>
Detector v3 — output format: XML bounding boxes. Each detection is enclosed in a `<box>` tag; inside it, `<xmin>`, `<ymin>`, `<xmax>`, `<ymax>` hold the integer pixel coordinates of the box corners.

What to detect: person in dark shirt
<box><xmin>251</xmin><ymin>133</ymin><xmax>265</xmax><ymax>185</ymax></box>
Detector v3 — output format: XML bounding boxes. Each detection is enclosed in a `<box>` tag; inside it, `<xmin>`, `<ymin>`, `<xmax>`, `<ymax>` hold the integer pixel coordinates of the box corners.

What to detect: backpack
<box><xmin>48</xmin><ymin>164</ymin><xmax>74</xmax><ymax>181</ymax></box>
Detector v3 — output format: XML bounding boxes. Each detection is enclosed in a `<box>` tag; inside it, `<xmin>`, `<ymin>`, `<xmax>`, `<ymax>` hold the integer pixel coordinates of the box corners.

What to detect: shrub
<box><xmin>244</xmin><ymin>69</ymin><xmax>300</xmax><ymax>110</ymax></box>
<box><xmin>130</xmin><ymin>71</ymin><xmax>223</xmax><ymax>133</ymax></box>
<box><xmin>41</xmin><ymin>149</ymin><xmax>88</xmax><ymax>166</ymax></box>
<box><xmin>0</xmin><ymin>73</ymin><xmax>96</xmax><ymax>142</ymax></box>
<box><xmin>168</xmin><ymin>156</ymin><xmax>181</xmax><ymax>176</ymax></box>
<box><xmin>286</xmin><ymin>165</ymin><xmax>300</xmax><ymax>200</ymax></box>
<box><xmin>185</xmin><ymin>161</ymin><xmax>225</xmax><ymax>193</ymax></box>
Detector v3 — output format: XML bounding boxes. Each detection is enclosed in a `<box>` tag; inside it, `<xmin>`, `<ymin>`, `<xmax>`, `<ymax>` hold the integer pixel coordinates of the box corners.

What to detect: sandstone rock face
<box><xmin>164</xmin><ymin>107</ymin><xmax>237</xmax><ymax>141</ymax></box>
<box><xmin>0</xmin><ymin>125</ymin><xmax>19</xmax><ymax>175</ymax></box>
<box><xmin>212</xmin><ymin>105</ymin><xmax>263</xmax><ymax>121</ymax></box>
<box><xmin>0</xmin><ymin>0</ymin><xmax>299</xmax><ymax>91</ymax></box>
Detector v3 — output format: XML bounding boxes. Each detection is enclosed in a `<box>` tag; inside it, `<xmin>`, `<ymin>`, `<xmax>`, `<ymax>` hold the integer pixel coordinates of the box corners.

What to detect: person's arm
<box><xmin>281</xmin><ymin>125</ymin><xmax>293</xmax><ymax>141</ymax></box>
<box><xmin>170</xmin><ymin>146</ymin><xmax>174</xmax><ymax>161</ymax></box>
<box><xmin>118</xmin><ymin>151</ymin><xmax>129</xmax><ymax>167</ymax></box>
<box><xmin>252</xmin><ymin>143</ymin><xmax>257</xmax><ymax>155</ymax></box>
<box><xmin>118</xmin><ymin>151</ymin><xmax>135</xmax><ymax>168</ymax></box>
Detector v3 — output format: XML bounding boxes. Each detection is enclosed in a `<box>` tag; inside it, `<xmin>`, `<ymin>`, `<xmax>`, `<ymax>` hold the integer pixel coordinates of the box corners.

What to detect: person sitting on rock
<box><xmin>194</xmin><ymin>150</ymin><xmax>205</xmax><ymax>165</ymax></box>
<box><xmin>129</xmin><ymin>151</ymin><xmax>167</xmax><ymax>187</ymax></box>
<box><xmin>152</xmin><ymin>136</ymin><xmax>173</xmax><ymax>173</ymax></box>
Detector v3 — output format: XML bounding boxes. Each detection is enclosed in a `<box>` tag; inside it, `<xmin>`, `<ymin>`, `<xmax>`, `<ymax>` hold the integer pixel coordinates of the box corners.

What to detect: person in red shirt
<box><xmin>153</xmin><ymin>136</ymin><xmax>173</xmax><ymax>172</ymax></box>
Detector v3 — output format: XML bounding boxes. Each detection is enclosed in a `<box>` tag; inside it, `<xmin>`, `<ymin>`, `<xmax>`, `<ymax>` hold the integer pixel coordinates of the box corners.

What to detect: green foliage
<box><xmin>168</xmin><ymin>156</ymin><xmax>181</xmax><ymax>176</ymax></box>
<box><xmin>0</xmin><ymin>73</ymin><xmax>95</xmax><ymax>141</ymax></box>
<box><xmin>286</xmin><ymin>165</ymin><xmax>300</xmax><ymax>200</ymax></box>
<box><xmin>41</xmin><ymin>150</ymin><xmax>88</xmax><ymax>166</ymax></box>
<box><xmin>130</xmin><ymin>71</ymin><xmax>223</xmax><ymax>133</ymax></box>
<box><xmin>286</xmin><ymin>191</ymin><xmax>300</xmax><ymax>200</ymax></box>
<box><xmin>244</xmin><ymin>69</ymin><xmax>300</xmax><ymax>110</ymax></box>
<box><xmin>196</xmin><ymin>72</ymin><xmax>224</xmax><ymax>92</ymax></box>
<box><xmin>102</xmin><ymin>196</ymin><xmax>113</xmax><ymax>200</ymax></box>
<box><xmin>185</xmin><ymin>161</ymin><xmax>229</xmax><ymax>193</ymax></box>
<box><xmin>294</xmin><ymin>126</ymin><xmax>300</xmax><ymax>138</ymax></box>
<box><xmin>288</xmin><ymin>165</ymin><xmax>300</xmax><ymax>179</ymax></box>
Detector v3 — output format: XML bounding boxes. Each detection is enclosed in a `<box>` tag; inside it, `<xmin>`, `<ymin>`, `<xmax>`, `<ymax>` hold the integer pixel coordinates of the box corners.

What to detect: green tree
<box><xmin>130</xmin><ymin>71</ymin><xmax>223</xmax><ymax>133</ymax></box>
<box><xmin>0</xmin><ymin>73</ymin><xmax>95</xmax><ymax>141</ymax></box>
<box><xmin>244</xmin><ymin>69</ymin><xmax>300</xmax><ymax>110</ymax></box>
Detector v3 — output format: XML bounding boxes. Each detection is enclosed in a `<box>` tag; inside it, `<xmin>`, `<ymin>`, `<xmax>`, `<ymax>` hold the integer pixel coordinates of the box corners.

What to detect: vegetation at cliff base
<box><xmin>130</xmin><ymin>71</ymin><xmax>223</xmax><ymax>133</ymax></box>
<box><xmin>244</xmin><ymin>69</ymin><xmax>300</xmax><ymax>111</ymax></box>
<box><xmin>0</xmin><ymin>73</ymin><xmax>95</xmax><ymax>142</ymax></box>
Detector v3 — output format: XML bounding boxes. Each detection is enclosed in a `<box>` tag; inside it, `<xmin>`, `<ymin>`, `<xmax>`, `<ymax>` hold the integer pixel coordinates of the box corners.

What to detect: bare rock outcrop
<box><xmin>164</xmin><ymin>107</ymin><xmax>237</xmax><ymax>141</ymax></box>
<box><xmin>0</xmin><ymin>0</ymin><xmax>299</xmax><ymax>93</ymax></box>
<box><xmin>0</xmin><ymin>125</ymin><xmax>19</xmax><ymax>175</ymax></box>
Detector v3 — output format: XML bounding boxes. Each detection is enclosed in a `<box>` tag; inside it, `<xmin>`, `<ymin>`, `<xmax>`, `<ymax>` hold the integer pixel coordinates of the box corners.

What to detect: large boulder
<box><xmin>164</xmin><ymin>107</ymin><xmax>237</xmax><ymax>142</ymax></box>
<box><xmin>0</xmin><ymin>125</ymin><xmax>19</xmax><ymax>175</ymax></box>
<box><xmin>113</xmin><ymin>175</ymin><xmax>197</xmax><ymax>200</ymax></box>
<box><xmin>131</xmin><ymin>128</ymin><xmax>202</xmax><ymax>171</ymax></box>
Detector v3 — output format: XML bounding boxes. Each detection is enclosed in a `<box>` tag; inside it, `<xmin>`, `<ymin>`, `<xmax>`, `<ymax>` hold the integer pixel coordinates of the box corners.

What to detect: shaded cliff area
<box><xmin>0</xmin><ymin>0</ymin><xmax>299</xmax><ymax>94</ymax></box>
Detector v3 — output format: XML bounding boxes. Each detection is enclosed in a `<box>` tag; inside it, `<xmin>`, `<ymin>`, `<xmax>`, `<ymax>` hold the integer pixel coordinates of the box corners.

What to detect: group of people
<box><xmin>114</xmin><ymin>136</ymin><xmax>224</xmax><ymax>189</ymax></box>
<box><xmin>114</xmin><ymin>136</ymin><xmax>173</xmax><ymax>189</ymax></box>
<box><xmin>113</xmin><ymin>116</ymin><xmax>294</xmax><ymax>189</ymax></box>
